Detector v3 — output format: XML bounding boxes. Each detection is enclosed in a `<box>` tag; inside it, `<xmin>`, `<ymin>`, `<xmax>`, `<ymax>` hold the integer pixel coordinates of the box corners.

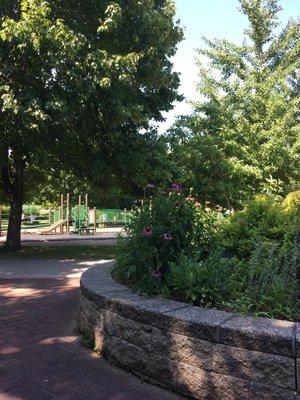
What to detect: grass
<box><xmin>0</xmin><ymin>244</ymin><xmax>117</xmax><ymax>259</ymax></box>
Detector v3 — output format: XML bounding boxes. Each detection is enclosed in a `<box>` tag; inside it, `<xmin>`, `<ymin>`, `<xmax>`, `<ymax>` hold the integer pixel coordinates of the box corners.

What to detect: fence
<box><xmin>96</xmin><ymin>209</ymin><xmax>132</xmax><ymax>225</ymax></box>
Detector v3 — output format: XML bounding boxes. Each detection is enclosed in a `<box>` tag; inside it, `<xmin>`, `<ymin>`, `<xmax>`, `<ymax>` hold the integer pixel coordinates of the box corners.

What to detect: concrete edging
<box><xmin>78</xmin><ymin>263</ymin><xmax>300</xmax><ymax>400</ymax></box>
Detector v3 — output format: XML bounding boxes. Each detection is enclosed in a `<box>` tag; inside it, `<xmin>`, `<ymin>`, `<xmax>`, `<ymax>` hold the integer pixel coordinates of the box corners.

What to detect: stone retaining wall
<box><xmin>78</xmin><ymin>262</ymin><xmax>300</xmax><ymax>400</ymax></box>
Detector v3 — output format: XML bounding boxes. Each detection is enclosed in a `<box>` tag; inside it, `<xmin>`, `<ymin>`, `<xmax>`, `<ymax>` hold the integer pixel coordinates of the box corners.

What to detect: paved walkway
<box><xmin>0</xmin><ymin>259</ymin><xmax>109</xmax><ymax>279</ymax></box>
<box><xmin>0</xmin><ymin>261</ymin><xmax>183</xmax><ymax>400</ymax></box>
<box><xmin>0</xmin><ymin>229</ymin><xmax>122</xmax><ymax>247</ymax></box>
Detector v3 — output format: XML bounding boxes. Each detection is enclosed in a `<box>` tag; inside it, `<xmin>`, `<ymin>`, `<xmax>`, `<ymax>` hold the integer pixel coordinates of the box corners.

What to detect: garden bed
<box><xmin>113</xmin><ymin>190</ymin><xmax>299</xmax><ymax>321</ymax></box>
<box><xmin>78</xmin><ymin>262</ymin><xmax>300</xmax><ymax>400</ymax></box>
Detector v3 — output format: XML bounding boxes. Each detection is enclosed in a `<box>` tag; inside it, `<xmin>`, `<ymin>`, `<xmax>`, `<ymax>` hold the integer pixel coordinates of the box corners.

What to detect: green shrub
<box><xmin>192</xmin><ymin>207</ymin><xmax>223</xmax><ymax>256</ymax></box>
<box><xmin>164</xmin><ymin>240</ymin><xmax>298</xmax><ymax>320</ymax></box>
<box><xmin>114</xmin><ymin>189</ymin><xmax>299</xmax><ymax>320</ymax></box>
<box><xmin>218</xmin><ymin>195</ymin><xmax>297</xmax><ymax>258</ymax></box>
<box><xmin>1</xmin><ymin>204</ymin><xmax>50</xmax><ymax>215</ymax></box>
<box><xmin>164</xmin><ymin>251</ymin><xmax>236</xmax><ymax>306</ymax></box>
<box><xmin>282</xmin><ymin>191</ymin><xmax>300</xmax><ymax>242</ymax></box>
<box><xmin>282</xmin><ymin>190</ymin><xmax>300</xmax><ymax>213</ymax></box>
<box><xmin>228</xmin><ymin>239</ymin><xmax>299</xmax><ymax>319</ymax></box>
<box><xmin>113</xmin><ymin>187</ymin><xmax>219</xmax><ymax>294</ymax></box>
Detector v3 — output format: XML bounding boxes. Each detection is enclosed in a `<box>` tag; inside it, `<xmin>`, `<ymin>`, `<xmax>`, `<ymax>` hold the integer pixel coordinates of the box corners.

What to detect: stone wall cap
<box><xmin>81</xmin><ymin>261</ymin><xmax>113</xmax><ymax>284</ymax></box>
<box><xmin>219</xmin><ymin>315</ymin><xmax>296</xmax><ymax>357</ymax></box>
<box><xmin>80</xmin><ymin>263</ymin><xmax>298</xmax><ymax>356</ymax></box>
<box><xmin>296</xmin><ymin>323</ymin><xmax>300</xmax><ymax>357</ymax></box>
<box><xmin>162</xmin><ymin>305</ymin><xmax>235</xmax><ymax>342</ymax></box>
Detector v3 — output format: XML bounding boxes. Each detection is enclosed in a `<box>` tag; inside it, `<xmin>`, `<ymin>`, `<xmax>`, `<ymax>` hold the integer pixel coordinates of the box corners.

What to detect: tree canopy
<box><xmin>167</xmin><ymin>0</ymin><xmax>300</xmax><ymax>208</ymax></box>
<box><xmin>0</xmin><ymin>0</ymin><xmax>182</xmax><ymax>249</ymax></box>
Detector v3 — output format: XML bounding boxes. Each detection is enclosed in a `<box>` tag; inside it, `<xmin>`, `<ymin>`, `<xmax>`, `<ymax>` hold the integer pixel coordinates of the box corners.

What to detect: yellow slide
<box><xmin>39</xmin><ymin>218</ymin><xmax>68</xmax><ymax>235</ymax></box>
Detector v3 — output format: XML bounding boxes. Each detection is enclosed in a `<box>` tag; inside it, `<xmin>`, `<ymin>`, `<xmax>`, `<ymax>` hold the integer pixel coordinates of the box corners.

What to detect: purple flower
<box><xmin>171</xmin><ymin>183</ymin><xmax>182</xmax><ymax>192</ymax></box>
<box><xmin>151</xmin><ymin>270</ymin><xmax>162</xmax><ymax>278</ymax></box>
<box><xmin>146</xmin><ymin>183</ymin><xmax>155</xmax><ymax>189</ymax></box>
<box><xmin>164</xmin><ymin>232</ymin><xmax>173</xmax><ymax>241</ymax></box>
<box><xmin>142</xmin><ymin>227</ymin><xmax>153</xmax><ymax>237</ymax></box>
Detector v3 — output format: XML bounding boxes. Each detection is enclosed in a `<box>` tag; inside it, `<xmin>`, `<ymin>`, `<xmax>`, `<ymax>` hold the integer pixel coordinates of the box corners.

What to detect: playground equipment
<box><xmin>39</xmin><ymin>194</ymin><xmax>70</xmax><ymax>235</ymax></box>
<box><xmin>71</xmin><ymin>194</ymin><xmax>96</xmax><ymax>234</ymax></box>
<box><xmin>0</xmin><ymin>194</ymin><xmax>132</xmax><ymax>237</ymax></box>
<box><xmin>39</xmin><ymin>218</ymin><xmax>69</xmax><ymax>235</ymax></box>
<box><xmin>97</xmin><ymin>209</ymin><xmax>131</xmax><ymax>226</ymax></box>
<box><xmin>39</xmin><ymin>194</ymin><xmax>97</xmax><ymax>235</ymax></box>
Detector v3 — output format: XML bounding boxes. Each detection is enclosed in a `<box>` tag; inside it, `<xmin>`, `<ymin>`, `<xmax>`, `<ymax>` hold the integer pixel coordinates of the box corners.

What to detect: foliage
<box><xmin>282</xmin><ymin>190</ymin><xmax>300</xmax><ymax>235</ymax></box>
<box><xmin>112</xmin><ymin>0</ymin><xmax>300</xmax><ymax>321</ymax></box>
<box><xmin>166</xmin><ymin>0</ymin><xmax>300</xmax><ymax>208</ymax></box>
<box><xmin>192</xmin><ymin>203</ymin><xmax>222</xmax><ymax>256</ymax></box>
<box><xmin>164</xmin><ymin>251</ymin><xmax>235</xmax><ymax>305</ymax></box>
<box><xmin>115</xmin><ymin>188</ymin><xmax>299</xmax><ymax>320</ymax></box>
<box><xmin>113</xmin><ymin>186</ymin><xmax>219</xmax><ymax>294</ymax></box>
<box><xmin>165</xmin><ymin>240</ymin><xmax>299</xmax><ymax>320</ymax></box>
<box><xmin>219</xmin><ymin>194</ymin><xmax>300</xmax><ymax>258</ymax></box>
<box><xmin>282</xmin><ymin>190</ymin><xmax>300</xmax><ymax>212</ymax></box>
<box><xmin>0</xmin><ymin>0</ymin><xmax>182</xmax><ymax>249</ymax></box>
<box><xmin>0</xmin><ymin>204</ymin><xmax>49</xmax><ymax>215</ymax></box>
<box><xmin>219</xmin><ymin>195</ymin><xmax>283</xmax><ymax>258</ymax></box>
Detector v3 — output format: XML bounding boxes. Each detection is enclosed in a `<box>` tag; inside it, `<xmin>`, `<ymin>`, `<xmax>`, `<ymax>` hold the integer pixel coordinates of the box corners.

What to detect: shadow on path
<box><xmin>0</xmin><ymin>259</ymin><xmax>113</xmax><ymax>279</ymax></box>
<box><xmin>0</xmin><ymin>277</ymin><xmax>182</xmax><ymax>400</ymax></box>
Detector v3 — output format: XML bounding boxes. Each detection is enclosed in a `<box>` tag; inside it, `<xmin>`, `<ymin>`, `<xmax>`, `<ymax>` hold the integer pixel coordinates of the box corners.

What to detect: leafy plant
<box><xmin>113</xmin><ymin>185</ymin><xmax>220</xmax><ymax>294</ymax></box>
<box><xmin>218</xmin><ymin>195</ymin><xmax>296</xmax><ymax>258</ymax></box>
<box><xmin>164</xmin><ymin>251</ymin><xmax>236</xmax><ymax>306</ymax></box>
<box><xmin>164</xmin><ymin>239</ymin><xmax>299</xmax><ymax>320</ymax></box>
<box><xmin>226</xmin><ymin>240</ymin><xmax>299</xmax><ymax>319</ymax></box>
<box><xmin>114</xmin><ymin>186</ymin><xmax>299</xmax><ymax>320</ymax></box>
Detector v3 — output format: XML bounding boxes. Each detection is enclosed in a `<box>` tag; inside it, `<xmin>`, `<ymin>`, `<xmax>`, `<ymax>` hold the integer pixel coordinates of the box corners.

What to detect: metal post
<box><xmin>85</xmin><ymin>194</ymin><xmax>88</xmax><ymax>228</ymax></box>
<box><xmin>60</xmin><ymin>194</ymin><xmax>64</xmax><ymax>234</ymax></box>
<box><xmin>66</xmin><ymin>193</ymin><xmax>70</xmax><ymax>234</ymax></box>
<box><xmin>77</xmin><ymin>195</ymin><xmax>81</xmax><ymax>233</ymax></box>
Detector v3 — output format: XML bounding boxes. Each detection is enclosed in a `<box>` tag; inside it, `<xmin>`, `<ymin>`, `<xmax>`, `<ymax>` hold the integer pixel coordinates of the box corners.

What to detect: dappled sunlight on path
<box><xmin>0</xmin><ymin>259</ymin><xmax>114</xmax><ymax>279</ymax></box>
<box><xmin>0</xmin><ymin>275</ymin><xmax>184</xmax><ymax>400</ymax></box>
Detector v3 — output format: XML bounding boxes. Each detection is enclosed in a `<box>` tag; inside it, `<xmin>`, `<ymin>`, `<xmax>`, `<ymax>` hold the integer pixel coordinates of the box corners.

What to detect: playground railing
<box><xmin>96</xmin><ymin>209</ymin><xmax>132</xmax><ymax>225</ymax></box>
<box><xmin>50</xmin><ymin>207</ymin><xmax>68</xmax><ymax>224</ymax></box>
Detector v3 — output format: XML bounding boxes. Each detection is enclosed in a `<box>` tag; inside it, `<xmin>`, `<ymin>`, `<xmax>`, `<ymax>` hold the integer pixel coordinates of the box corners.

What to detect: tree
<box><xmin>26</xmin><ymin>129</ymin><xmax>174</xmax><ymax>209</ymax></box>
<box><xmin>0</xmin><ymin>0</ymin><xmax>182</xmax><ymax>250</ymax></box>
<box><xmin>168</xmin><ymin>0</ymin><xmax>300</xmax><ymax>208</ymax></box>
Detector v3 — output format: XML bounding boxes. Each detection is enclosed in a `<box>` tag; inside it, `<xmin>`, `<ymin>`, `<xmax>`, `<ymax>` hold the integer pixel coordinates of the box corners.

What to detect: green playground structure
<box><xmin>71</xmin><ymin>204</ymin><xmax>90</xmax><ymax>234</ymax></box>
<box><xmin>0</xmin><ymin>194</ymin><xmax>132</xmax><ymax>236</ymax></box>
<box><xmin>97</xmin><ymin>209</ymin><xmax>131</xmax><ymax>225</ymax></box>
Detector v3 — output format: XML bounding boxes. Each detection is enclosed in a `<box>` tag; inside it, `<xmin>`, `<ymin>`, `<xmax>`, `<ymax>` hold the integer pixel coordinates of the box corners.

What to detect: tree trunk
<box><xmin>3</xmin><ymin>158</ymin><xmax>24</xmax><ymax>252</ymax></box>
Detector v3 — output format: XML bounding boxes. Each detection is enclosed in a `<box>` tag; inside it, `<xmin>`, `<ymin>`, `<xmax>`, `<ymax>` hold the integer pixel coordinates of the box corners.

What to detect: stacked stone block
<box><xmin>78</xmin><ymin>263</ymin><xmax>300</xmax><ymax>400</ymax></box>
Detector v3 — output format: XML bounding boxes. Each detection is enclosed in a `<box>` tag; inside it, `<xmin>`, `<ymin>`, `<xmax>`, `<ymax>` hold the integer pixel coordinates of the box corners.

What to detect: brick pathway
<box><xmin>0</xmin><ymin>277</ymin><xmax>183</xmax><ymax>400</ymax></box>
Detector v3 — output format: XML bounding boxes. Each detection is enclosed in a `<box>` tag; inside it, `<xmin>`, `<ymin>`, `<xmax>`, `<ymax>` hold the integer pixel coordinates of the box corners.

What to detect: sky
<box><xmin>157</xmin><ymin>0</ymin><xmax>300</xmax><ymax>132</ymax></box>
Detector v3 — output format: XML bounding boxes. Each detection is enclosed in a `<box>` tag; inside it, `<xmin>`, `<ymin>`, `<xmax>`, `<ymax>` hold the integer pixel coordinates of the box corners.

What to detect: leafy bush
<box><xmin>164</xmin><ymin>240</ymin><xmax>299</xmax><ymax>320</ymax></box>
<box><xmin>219</xmin><ymin>195</ymin><xmax>297</xmax><ymax>258</ymax></box>
<box><xmin>113</xmin><ymin>186</ymin><xmax>219</xmax><ymax>294</ymax></box>
<box><xmin>114</xmin><ymin>189</ymin><xmax>299</xmax><ymax>320</ymax></box>
<box><xmin>231</xmin><ymin>240</ymin><xmax>299</xmax><ymax>319</ymax></box>
<box><xmin>282</xmin><ymin>191</ymin><xmax>300</xmax><ymax>240</ymax></box>
<box><xmin>282</xmin><ymin>190</ymin><xmax>300</xmax><ymax>213</ymax></box>
<box><xmin>192</xmin><ymin>206</ymin><xmax>223</xmax><ymax>256</ymax></box>
<box><xmin>1</xmin><ymin>204</ymin><xmax>50</xmax><ymax>215</ymax></box>
<box><xmin>164</xmin><ymin>251</ymin><xmax>236</xmax><ymax>305</ymax></box>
